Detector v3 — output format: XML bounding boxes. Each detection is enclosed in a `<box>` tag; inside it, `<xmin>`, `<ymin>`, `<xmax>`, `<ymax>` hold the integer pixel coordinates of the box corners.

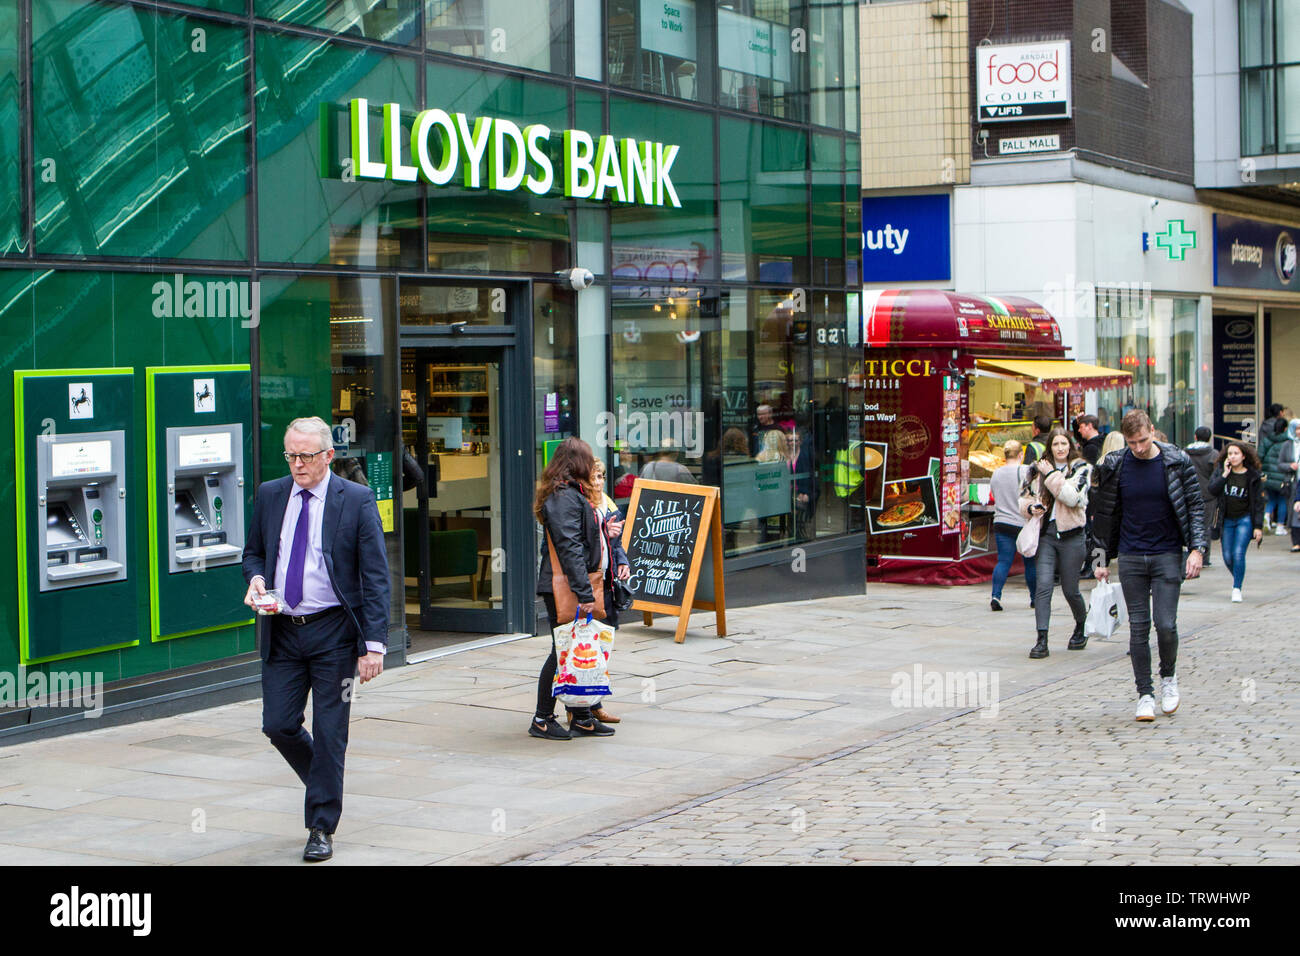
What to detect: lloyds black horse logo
<box><xmin>70</xmin><ymin>388</ymin><xmax>90</xmax><ymax>415</ymax></box>
<box><xmin>195</xmin><ymin>383</ymin><xmax>212</xmax><ymax>408</ymax></box>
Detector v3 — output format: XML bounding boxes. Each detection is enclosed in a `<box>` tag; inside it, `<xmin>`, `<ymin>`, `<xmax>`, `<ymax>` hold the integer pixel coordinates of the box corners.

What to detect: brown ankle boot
<box><xmin>591</xmin><ymin>707</ymin><xmax>621</xmax><ymax>724</ymax></box>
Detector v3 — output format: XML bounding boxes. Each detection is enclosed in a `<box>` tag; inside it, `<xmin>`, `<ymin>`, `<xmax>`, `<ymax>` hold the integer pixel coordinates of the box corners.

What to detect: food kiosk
<box><xmin>859</xmin><ymin>289</ymin><xmax>1130</xmax><ymax>584</ymax></box>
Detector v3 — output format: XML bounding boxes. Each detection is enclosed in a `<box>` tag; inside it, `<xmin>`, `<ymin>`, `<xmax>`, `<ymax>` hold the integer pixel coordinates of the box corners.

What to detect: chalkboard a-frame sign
<box><xmin>620</xmin><ymin>480</ymin><xmax>727</xmax><ymax>644</ymax></box>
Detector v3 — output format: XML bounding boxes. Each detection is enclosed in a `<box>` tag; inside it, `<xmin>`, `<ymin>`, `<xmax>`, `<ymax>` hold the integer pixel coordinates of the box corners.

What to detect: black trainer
<box><xmin>990</xmin><ymin>598</ymin><xmax>1003</xmax><ymax>612</ymax></box>
<box><xmin>569</xmin><ymin>717</ymin><xmax>615</xmax><ymax>737</ymax></box>
<box><xmin>528</xmin><ymin>716</ymin><xmax>571</xmax><ymax>740</ymax></box>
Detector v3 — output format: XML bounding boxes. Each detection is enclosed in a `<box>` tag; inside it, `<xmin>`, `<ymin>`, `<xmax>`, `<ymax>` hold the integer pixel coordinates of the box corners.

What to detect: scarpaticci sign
<box><xmin>341</xmin><ymin>98</ymin><xmax>682</xmax><ymax>208</ymax></box>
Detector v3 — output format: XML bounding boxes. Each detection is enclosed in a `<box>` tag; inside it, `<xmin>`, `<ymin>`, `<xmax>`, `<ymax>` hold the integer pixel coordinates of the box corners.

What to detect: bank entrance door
<box><xmin>399</xmin><ymin>281</ymin><xmax>534</xmax><ymax>637</ymax></box>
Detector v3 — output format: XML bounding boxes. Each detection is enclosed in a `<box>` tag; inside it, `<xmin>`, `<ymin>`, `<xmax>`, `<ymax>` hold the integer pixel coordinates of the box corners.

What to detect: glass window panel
<box><xmin>1281</xmin><ymin>65</ymin><xmax>1300</xmax><ymax>153</ymax></box>
<box><xmin>399</xmin><ymin>280</ymin><xmax>504</xmax><ymax>325</ymax></box>
<box><xmin>808</xmin><ymin>1</ymin><xmax>845</xmax><ymax>129</ymax></box>
<box><xmin>845</xmin><ymin>140</ymin><xmax>860</xmax><ymax>286</ymax></box>
<box><xmin>424</xmin><ymin>61</ymin><xmax>570</xmax><ymax>274</ymax></box>
<box><xmin>810</xmin><ymin>132</ymin><xmax>844</xmax><ymax>285</ymax></box>
<box><xmin>609</xmin><ymin>285</ymin><xmax>712</xmax><ymax>511</ymax></box>
<box><xmin>810</xmin><ymin>290</ymin><xmax>848</xmax><ymax>537</ymax></box>
<box><xmin>574</xmin><ymin>0</ymin><xmax>603</xmax><ymax>79</ymax></box>
<box><xmin>257</xmin><ymin>0</ymin><xmax>420</xmax><ymax>46</ymax></box>
<box><xmin>1278</xmin><ymin>0</ymin><xmax>1300</xmax><ymax>62</ymax></box>
<box><xmin>716</xmin><ymin>288</ymin><xmax>812</xmax><ymax>555</ymax></box>
<box><xmin>0</xmin><ymin>0</ymin><xmax>20</xmax><ymax>255</ymax></box>
<box><xmin>33</xmin><ymin>0</ymin><xmax>249</xmax><ymax>260</ymax></box>
<box><xmin>1094</xmin><ymin>292</ymin><xmax>1198</xmax><ymax>446</ymax></box>
<box><xmin>534</xmin><ymin>283</ymin><xmax>578</xmax><ymax>473</ymax></box>
<box><xmin>719</xmin><ymin>117</ymin><xmax>808</xmax><ymax>283</ymax></box>
<box><xmin>610</xmin><ymin>96</ymin><xmax>717</xmax><ymax>281</ymax></box>
<box><xmin>1241</xmin><ymin>68</ymin><xmax>1276</xmax><ymax>154</ymax></box>
<box><xmin>842</xmin><ymin>0</ymin><xmax>859</xmax><ymax>132</ymax></box>
<box><xmin>1239</xmin><ymin>0</ymin><xmax>1273</xmax><ymax>67</ymax></box>
<box><xmin>608</xmin><ymin>0</ymin><xmax>707</xmax><ymax>102</ymax></box>
<box><xmin>426</xmin><ymin>0</ymin><xmax>571</xmax><ymax>75</ymax></box>
<box><xmin>715</xmin><ymin>1</ymin><xmax>806</xmax><ymax>121</ymax></box>
<box><xmin>256</xmin><ymin>31</ymin><xmax>420</xmax><ymax>268</ymax></box>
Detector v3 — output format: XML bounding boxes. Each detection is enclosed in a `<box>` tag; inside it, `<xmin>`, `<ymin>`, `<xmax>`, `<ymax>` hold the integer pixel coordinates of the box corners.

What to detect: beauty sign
<box><xmin>621</xmin><ymin>480</ymin><xmax>727</xmax><ymax>643</ymax></box>
<box><xmin>339</xmin><ymin>98</ymin><xmax>683</xmax><ymax>208</ymax></box>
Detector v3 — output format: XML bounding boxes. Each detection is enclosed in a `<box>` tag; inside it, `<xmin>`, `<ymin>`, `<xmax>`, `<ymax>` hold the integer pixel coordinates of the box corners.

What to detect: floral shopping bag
<box><xmin>552</xmin><ymin>612</ymin><xmax>616</xmax><ymax>708</ymax></box>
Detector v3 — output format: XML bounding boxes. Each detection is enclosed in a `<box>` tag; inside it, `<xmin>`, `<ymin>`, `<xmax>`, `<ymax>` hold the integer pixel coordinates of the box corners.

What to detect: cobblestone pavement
<box><xmin>516</xmin><ymin>597</ymin><xmax>1300</xmax><ymax>865</ymax></box>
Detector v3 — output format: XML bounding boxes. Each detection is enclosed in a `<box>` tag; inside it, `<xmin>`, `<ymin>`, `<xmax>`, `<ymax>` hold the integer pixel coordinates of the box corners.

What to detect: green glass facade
<box><xmin>1</xmin><ymin>0</ymin><xmax>860</xmax><ymax>719</ymax></box>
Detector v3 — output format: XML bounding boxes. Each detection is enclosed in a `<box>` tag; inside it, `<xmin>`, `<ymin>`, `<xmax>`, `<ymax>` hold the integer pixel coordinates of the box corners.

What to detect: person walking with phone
<box><xmin>1020</xmin><ymin>428</ymin><xmax>1092</xmax><ymax>658</ymax></box>
<box><xmin>242</xmin><ymin>417</ymin><xmax>390</xmax><ymax>862</ymax></box>
<box><xmin>1207</xmin><ymin>441</ymin><xmax>1264</xmax><ymax>602</ymax></box>
<box><xmin>529</xmin><ymin>437</ymin><xmax>615</xmax><ymax>741</ymax></box>
<box><xmin>1092</xmin><ymin>410</ymin><xmax>1208</xmax><ymax>722</ymax></box>
<box><xmin>989</xmin><ymin>440</ymin><xmax>1037</xmax><ymax>612</ymax></box>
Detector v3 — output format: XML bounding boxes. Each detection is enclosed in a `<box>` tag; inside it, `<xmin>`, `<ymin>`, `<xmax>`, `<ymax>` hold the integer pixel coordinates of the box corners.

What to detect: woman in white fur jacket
<box><xmin>1019</xmin><ymin>427</ymin><xmax>1093</xmax><ymax>659</ymax></box>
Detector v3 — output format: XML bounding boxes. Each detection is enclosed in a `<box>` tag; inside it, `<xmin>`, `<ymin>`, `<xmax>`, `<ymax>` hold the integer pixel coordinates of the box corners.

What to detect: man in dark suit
<box><xmin>242</xmin><ymin>416</ymin><xmax>389</xmax><ymax>862</ymax></box>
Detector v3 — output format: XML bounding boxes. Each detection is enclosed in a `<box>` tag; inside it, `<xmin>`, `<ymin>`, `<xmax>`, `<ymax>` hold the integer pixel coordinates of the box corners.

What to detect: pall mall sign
<box><xmin>977</xmin><ymin>41</ymin><xmax>1072</xmax><ymax>123</ymax></box>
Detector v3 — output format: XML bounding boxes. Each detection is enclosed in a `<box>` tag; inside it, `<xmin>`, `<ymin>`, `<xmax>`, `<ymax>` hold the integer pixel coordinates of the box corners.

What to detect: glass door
<box><xmin>401</xmin><ymin>348</ymin><xmax>510</xmax><ymax>633</ymax></box>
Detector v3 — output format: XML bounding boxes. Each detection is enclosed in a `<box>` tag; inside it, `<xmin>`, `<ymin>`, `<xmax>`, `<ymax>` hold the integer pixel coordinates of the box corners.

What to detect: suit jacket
<box><xmin>242</xmin><ymin>474</ymin><xmax>390</xmax><ymax>661</ymax></box>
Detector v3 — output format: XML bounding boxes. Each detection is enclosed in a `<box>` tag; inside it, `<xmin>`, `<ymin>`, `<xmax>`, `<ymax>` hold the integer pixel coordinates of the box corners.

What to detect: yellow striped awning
<box><xmin>975</xmin><ymin>358</ymin><xmax>1132</xmax><ymax>391</ymax></box>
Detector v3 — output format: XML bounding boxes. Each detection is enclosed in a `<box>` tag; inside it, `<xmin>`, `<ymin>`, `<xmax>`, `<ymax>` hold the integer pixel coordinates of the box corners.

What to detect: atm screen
<box><xmin>46</xmin><ymin>503</ymin><xmax>84</xmax><ymax>546</ymax></box>
<box><xmin>174</xmin><ymin>489</ymin><xmax>209</xmax><ymax>531</ymax></box>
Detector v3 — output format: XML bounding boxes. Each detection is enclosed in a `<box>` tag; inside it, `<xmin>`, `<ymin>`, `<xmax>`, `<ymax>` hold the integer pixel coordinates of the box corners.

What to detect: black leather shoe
<box><xmin>303</xmin><ymin>828</ymin><xmax>333</xmax><ymax>862</ymax></box>
<box><xmin>569</xmin><ymin>717</ymin><xmax>615</xmax><ymax>737</ymax></box>
<box><xmin>1067</xmin><ymin>621</ymin><xmax>1088</xmax><ymax>650</ymax></box>
<box><xmin>1029</xmin><ymin>631</ymin><xmax>1049</xmax><ymax>659</ymax></box>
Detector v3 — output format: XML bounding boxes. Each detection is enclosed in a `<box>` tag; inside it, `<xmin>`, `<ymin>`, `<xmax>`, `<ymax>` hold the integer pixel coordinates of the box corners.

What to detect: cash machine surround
<box><xmin>36</xmin><ymin>430</ymin><xmax>128</xmax><ymax>591</ymax></box>
<box><xmin>165</xmin><ymin>424</ymin><xmax>245</xmax><ymax>573</ymax></box>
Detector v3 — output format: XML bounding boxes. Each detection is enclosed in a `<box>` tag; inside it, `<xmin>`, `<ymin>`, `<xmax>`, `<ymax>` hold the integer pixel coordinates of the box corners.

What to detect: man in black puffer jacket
<box><xmin>1092</xmin><ymin>410</ymin><xmax>1207</xmax><ymax>724</ymax></box>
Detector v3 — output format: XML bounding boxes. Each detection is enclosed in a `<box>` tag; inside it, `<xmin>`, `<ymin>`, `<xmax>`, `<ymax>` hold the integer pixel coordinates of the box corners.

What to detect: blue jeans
<box><xmin>1266</xmin><ymin>488</ymin><xmax>1288</xmax><ymax>524</ymax></box>
<box><xmin>1220</xmin><ymin>514</ymin><xmax>1254</xmax><ymax>589</ymax></box>
<box><xmin>992</xmin><ymin>529</ymin><xmax>1037</xmax><ymax>600</ymax></box>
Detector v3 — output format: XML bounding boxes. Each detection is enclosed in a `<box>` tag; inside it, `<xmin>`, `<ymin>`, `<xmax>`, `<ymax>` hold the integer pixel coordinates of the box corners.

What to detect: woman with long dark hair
<box><xmin>1020</xmin><ymin>427</ymin><xmax>1093</xmax><ymax>658</ymax></box>
<box><xmin>528</xmin><ymin>437</ymin><xmax>615</xmax><ymax>740</ymax></box>
<box><xmin>1207</xmin><ymin>441</ymin><xmax>1264</xmax><ymax>602</ymax></box>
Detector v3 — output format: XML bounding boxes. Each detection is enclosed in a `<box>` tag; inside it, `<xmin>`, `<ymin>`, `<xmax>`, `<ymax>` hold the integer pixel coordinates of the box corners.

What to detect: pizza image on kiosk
<box><xmin>868</xmin><ymin>476</ymin><xmax>940</xmax><ymax>534</ymax></box>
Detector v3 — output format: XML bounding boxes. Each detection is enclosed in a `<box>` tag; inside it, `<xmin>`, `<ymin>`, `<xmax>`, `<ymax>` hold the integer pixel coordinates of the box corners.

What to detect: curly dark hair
<box><xmin>1213</xmin><ymin>441</ymin><xmax>1262</xmax><ymax>472</ymax></box>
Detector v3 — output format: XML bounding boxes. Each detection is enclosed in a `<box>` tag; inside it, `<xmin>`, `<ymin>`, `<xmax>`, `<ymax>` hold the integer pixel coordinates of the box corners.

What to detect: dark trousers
<box><xmin>1034</xmin><ymin>527</ymin><xmax>1087</xmax><ymax>632</ymax></box>
<box><xmin>261</xmin><ymin>609</ymin><xmax>358</xmax><ymax>833</ymax></box>
<box><xmin>535</xmin><ymin>587</ymin><xmax>617</xmax><ymax>719</ymax></box>
<box><xmin>1117</xmin><ymin>552</ymin><xmax>1182</xmax><ymax>698</ymax></box>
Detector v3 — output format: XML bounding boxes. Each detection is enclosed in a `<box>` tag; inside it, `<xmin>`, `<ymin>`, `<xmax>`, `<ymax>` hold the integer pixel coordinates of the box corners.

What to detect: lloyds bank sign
<box><xmin>334</xmin><ymin>98</ymin><xmax>683</xmax><ymax>208</ymax></box>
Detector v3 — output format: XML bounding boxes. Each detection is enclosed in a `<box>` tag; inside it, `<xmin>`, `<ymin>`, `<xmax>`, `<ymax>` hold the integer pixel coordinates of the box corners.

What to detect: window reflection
<box><xmin>32</xmin><ymin>0</ymin><xmax>249</xmax><ymax>260</ymax></box>
<box><xmin>426</xmin><ymin>0</ymin><xmax>571</xmax><ymax>74</ymax></box>
<box><xmin>257</xmin><ymin>0</ymin><xmax>420</xmax><ymax>46</ymax></box>
<box><xmin>608</xmin><ymin>0</ymin><xmax>703</xmax><ymax>101</ymax></box>
<box><xmin>716</xmin><ymin>1</ymin><xmax>806</xmax><ymax>121</ymax></box>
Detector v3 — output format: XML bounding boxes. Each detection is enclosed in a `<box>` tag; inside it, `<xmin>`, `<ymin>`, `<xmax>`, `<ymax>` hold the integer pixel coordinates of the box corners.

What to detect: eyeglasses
<box><xmin>283</xmin><ymin>451</ymin><xmax>328</xmax><ymax>464</ymax></box>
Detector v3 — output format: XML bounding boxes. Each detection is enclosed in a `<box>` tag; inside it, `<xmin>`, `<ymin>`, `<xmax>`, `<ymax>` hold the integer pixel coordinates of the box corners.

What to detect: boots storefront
<box><xmin>0</xmin><ymin>0</ymin><xmax>862</xmax><ymax>736</ymax></box>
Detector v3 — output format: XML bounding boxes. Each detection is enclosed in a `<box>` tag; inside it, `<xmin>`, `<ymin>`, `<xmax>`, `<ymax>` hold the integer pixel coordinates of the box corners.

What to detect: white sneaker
<box><xmin>1161</xmin><ymin>675</ymin><xmax>1180</xmax><ymax>715</ymax></box>
<box><xmin>1277</xmin><ymin>526</ymin><xmax>1288</xmax><ymax>536</ymax></box>
<box><xmin>1231</xmin><ymin>588</ymin><xmax>1243</xmax><ymax>603</ymax></box>
<box><xmin>1135</xmin><ymin>695</ymin><xmax>1156</xmax><ymax>722</ymax></box>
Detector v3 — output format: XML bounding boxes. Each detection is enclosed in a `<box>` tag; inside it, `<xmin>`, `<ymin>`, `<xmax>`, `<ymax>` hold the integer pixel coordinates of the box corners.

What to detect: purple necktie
<box><xmin>284</xmin><ymin>489</ymin><xmax>311</xmax><ymax>610</ymax></box>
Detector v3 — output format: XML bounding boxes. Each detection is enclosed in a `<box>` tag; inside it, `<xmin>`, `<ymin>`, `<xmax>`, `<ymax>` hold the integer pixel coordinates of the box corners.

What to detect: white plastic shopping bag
<box><xmin>552</xmin><ymin>612</ymin><xmax>616</xmax><ymax>708</ymax></box>
<box><xmin>1084</xmin><ymin>580</ymin><xmax>1127</xmax><ymax>639</ymax></box>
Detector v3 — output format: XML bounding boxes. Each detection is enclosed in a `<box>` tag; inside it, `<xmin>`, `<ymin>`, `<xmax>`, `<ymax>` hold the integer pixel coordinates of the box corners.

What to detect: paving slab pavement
<box><xmin>1</xmin><ymin>535</ymin><xmax>1296</xmax><ymax>865</ymax></box>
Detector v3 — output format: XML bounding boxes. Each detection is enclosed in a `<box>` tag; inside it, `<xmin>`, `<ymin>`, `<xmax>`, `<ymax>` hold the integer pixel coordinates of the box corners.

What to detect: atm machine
<box><xmin>165</xmin><ymin>425</ymin><xmax>245</xmax><ymax>572</ymax></box>
<box><xmin>36</xmin><ymin>431</ymin><xmax>128</xmax><ymax>590</ymax></box>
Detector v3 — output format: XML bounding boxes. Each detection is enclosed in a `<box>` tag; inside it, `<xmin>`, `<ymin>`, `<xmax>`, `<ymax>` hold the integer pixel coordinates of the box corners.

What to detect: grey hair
<box><xmin>285</xmin><ymin>416</ymin><xmax>333</xmax><ymax>452</ymax></box>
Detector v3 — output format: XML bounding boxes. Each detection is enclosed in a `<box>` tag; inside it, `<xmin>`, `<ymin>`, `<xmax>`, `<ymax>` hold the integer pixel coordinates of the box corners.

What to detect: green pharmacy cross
<box><xmin>1155</xmin><ymin>220</ymin><xmax>1197</xmax><ymax>261</ymax></box>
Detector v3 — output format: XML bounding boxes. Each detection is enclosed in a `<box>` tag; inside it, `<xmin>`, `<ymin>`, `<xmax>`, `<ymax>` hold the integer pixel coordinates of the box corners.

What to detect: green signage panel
<box><xmin>146</xmin><ymin>366</ymin><xmax>254</xmax><ymax>641</ymax></box>
<box><xmin>14</xmin><ymin>369</ymin><xmax>139</xmax><ymax>664</ymax></box>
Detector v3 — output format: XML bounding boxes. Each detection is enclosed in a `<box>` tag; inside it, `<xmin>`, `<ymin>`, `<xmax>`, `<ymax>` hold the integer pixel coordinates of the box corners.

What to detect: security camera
<box><xmin>1149</xmin><ymin>198</ymin><xmax>1159</xmax><ymax>209</ymax></box>
<box><xmin>558</xmin><ymin>267</ymin><xmax>595</xmax><ymax>291</ymax></box>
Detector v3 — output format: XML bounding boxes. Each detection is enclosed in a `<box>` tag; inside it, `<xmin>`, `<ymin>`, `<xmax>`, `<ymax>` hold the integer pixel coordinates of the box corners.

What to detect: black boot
<box><xmin>1067</xmin><ymin>618</ymin><xmax>1088</xmax><ymax>650</ymax></box>
<box><xmin>1029</xmin><ymin>630</ymin><xmax>1049</xmax><ymax>659</ymax></box>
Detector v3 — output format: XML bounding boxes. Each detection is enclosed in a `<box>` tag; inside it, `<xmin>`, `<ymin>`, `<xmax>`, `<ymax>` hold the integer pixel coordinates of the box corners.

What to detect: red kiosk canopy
<box><xmin>864</xmin><ymin>289</ymin><xmax>1065</xmax><ymax>353</ymax></box>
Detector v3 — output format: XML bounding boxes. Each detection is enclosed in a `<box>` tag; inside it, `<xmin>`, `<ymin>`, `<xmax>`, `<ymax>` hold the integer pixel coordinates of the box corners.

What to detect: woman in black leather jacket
<box><xmin>529</xmin><ymin>437</ymin><xmax>616</xmax><ymax>741</ymax></box>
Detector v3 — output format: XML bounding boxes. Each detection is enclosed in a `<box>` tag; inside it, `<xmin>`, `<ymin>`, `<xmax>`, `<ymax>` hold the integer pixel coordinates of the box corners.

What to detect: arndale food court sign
<box><xmin>345</xmin><ymin>98</ymin><xmax>682</xmax><ymax>208</ymax></box>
